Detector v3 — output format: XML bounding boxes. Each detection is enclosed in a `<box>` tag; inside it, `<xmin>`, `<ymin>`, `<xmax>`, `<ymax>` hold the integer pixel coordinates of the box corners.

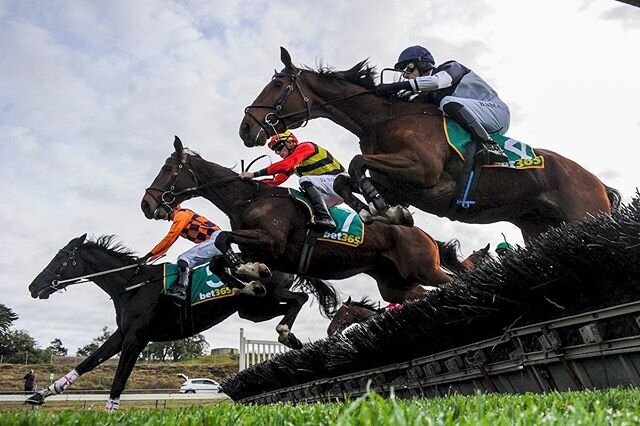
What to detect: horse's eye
<box><xmin>272</xmin><ymin>80</ymin><xmax>283</xmax><ymax>89</ymax></box>
<box><xmin>162</xmin><ymin>166</ymin><xmax>173</xmax><ymax>173</ymax></box>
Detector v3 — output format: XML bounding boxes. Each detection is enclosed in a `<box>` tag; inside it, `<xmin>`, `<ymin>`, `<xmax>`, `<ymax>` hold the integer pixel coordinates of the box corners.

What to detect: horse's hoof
<box><xmin>249</xmin><ymin>281</ymin><xmax>266</xmax><ymax>297</ymax></box>
<box><xmin>285</xmin><ymin>332</ymin><xmax>303</xmax><ymax>349</ymax></box>
<box><xmin>24</xmin><ymin>393</ymin><xmax>45</xmax><ymax>405</ymax></box>
<box><xmin>386</xmin><ymin>205</ymin><xmax>413</xmax><ymax>227</ymax></box>
<box><xmin>236</xmin><ymin>262</ymin><xmax>272</xmax><ymax>279</ymax></box>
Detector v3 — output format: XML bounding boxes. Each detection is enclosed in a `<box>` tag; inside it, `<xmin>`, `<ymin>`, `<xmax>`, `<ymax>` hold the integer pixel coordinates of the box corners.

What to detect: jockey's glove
<box><xmin>375</xmin><ymin>81</ymin><xmax>413</xmax><ymax>96</ymax></box>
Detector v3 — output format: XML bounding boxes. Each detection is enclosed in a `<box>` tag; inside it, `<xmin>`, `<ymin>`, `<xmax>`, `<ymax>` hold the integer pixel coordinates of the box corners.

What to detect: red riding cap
<box><xmin>268</xmin><ymin>130</ymin><xmax>298</xmax><ymax>151</ymax></box>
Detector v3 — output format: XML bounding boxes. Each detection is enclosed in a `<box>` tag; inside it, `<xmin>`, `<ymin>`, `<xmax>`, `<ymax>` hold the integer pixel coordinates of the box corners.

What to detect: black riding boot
<box><xmin>165</xmin><ymin>260</ymin><xmax>189</xmax><ymax>303</ymax></box>
<box><xmin>360</xmin><ymin>177</ymin><xmax>388</xmax><ymax>215</ymax></box>
<box><xmin>300</xmin><ymin>182</ymin><xmax>336</xmax><ymax>232</ymax></box>
<box><xmin>443</xmin><ymin>102</ymin><xmax>508</xmax><ymax>164</ymax></box>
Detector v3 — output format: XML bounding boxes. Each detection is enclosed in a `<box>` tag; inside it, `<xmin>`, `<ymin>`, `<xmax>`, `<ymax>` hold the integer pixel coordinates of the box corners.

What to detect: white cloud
<box><xmin>1</xmin><ymin>0</ymin><xmax>638</xmax><ymax>357</ymax></box>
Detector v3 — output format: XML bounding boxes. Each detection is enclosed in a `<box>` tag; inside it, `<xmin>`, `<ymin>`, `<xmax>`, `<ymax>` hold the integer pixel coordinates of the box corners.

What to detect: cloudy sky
<box><xmin>1</xmin><ymin>0</ymin><xmax>639</xmax><ymax>356</ymax></box>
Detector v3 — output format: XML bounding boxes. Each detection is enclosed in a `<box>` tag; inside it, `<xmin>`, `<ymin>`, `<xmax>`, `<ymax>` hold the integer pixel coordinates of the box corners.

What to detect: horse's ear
<box><xmin>280</xmin><ymin>46</ymin><xmax>295</xmax><ymax>71</ymax></box>
<box><xmin>345</xmin><ymin>296</ymin><xmax>352</xmax><ymax>305</ymax></box>
<box><xmin>78</xmin><ymin>233</ymin><xmax>87</xmax><ymax>244</ymax></box>
<box><xmin>174</xmin><ymin>136</ymin><xmax>183</xmax><ymax>153</ymax></box>
<box><xmin>484</xmin><ymin>243</ymin><xmax>490</xmax><ymax>252</ymax></box>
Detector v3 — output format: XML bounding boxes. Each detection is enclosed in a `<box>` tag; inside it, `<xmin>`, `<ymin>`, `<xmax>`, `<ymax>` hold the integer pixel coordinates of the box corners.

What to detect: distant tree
<box><xmin>46</xmin><ymin>338</ymin><xmax>68</xmax><ymax>356</ymax></box>
<box><xmin>143</xmin><ymin>334</ymin><xmax>209</xmax><ymax>362</ymax></box>
<box><xmin>0</xmin><ymin>304</ymin><xmax>18</xmax><ymax>334</ymax></box>
<box><xmin>76</xmin><ymin>326</ymin><xmax>112</xmax><ymax>356</ymax></box>
<box><xmin>0</xmin><ymin>329</ymin><xmax>47</xmax><ymax>364</ymax></box>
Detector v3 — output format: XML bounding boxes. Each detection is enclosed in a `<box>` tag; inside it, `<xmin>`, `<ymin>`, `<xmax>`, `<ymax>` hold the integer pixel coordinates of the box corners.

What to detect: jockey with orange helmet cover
<box><xmin>375</xmin><ymin>45</ymin><xmax>509</xmax><ymax>165</ymax></box>
<box><xmin>240</xmin><ymin>130</ymin><xmax>345</xmax><ymax>232</ymax></box>
<box><xmin>138</xmin><ymin>206</ymin><xmax>237</xmax><ymax>303</ymax></box>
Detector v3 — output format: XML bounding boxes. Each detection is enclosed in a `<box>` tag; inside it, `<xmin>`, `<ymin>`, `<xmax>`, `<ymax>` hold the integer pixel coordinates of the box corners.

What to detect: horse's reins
<box><xmin>38</xmin><ymin>246</ymin><xmax>166</xmax><ymax>297</ymax></box>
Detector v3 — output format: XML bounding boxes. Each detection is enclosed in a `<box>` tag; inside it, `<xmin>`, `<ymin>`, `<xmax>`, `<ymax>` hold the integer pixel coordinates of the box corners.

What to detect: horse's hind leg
<box><xmin>106</xmin><ymin>335</ymin><xmax>149</xmax><ymax>410</ymax></box>
<box><xmin>26</xmin><ymin>329</ymin><xmax>124</xmax><ymax>405</ymax></box>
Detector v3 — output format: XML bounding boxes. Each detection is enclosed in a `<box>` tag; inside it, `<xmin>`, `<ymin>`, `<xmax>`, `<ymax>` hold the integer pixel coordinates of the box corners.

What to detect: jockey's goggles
<box><xmin>271</xmin><ymin>140</ymin><xmax>286</xmax><ymax>154</ymax></box>
<box><xmin>400</xmin><ymin>62</ymin><xmax>416</xmax><ymax>77</ymax></box>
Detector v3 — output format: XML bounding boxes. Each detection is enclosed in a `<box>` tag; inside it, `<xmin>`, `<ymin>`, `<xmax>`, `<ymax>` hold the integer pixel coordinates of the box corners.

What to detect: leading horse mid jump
<box><xmin>239</xmin><ymin>47</ymin><xmax>620</xmax><ymax>240</ymax></box>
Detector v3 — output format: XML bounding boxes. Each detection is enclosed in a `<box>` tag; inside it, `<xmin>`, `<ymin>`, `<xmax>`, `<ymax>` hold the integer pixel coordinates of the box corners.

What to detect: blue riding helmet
<box><xmin>394</xmin><ymin>45</ymin><xmax>435</xmax><ymax>70</ymax></box>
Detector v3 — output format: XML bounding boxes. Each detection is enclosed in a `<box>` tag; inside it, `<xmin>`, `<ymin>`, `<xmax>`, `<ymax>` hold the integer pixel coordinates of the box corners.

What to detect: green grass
<box><xmin>2</xmin><ymin>387</ymin><xmax>640</xmax><ymax>425</ymax></box>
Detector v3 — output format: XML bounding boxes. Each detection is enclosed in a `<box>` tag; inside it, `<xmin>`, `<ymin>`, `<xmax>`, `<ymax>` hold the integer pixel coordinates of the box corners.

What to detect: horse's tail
<box><xmin>605</xmin><ymin>185</ymin><xmax>622</xmax><ymax>213</ymax></box>
<box><xmin>293</xmin><ymin>276</ymin><xmax>339</xmax><ymax>319</ymax></box>
<box><xmin>436</xmin><ymin>239</ymin><xmax>467</xmax><ymax>274</ymax></box>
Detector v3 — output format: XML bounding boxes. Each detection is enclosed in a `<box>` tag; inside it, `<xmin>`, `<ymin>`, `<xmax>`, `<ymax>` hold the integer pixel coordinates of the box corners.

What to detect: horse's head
<box><xmin>239</xmin><ymin>47</ymin><xmax>377</xmax><ymax>147</ymax></box>
<box><xmin>326</xmin><ymin>297</ymin><xmax>379</xmax><ymax>335</ymax></box>
<box><xmin>141</xmin><ymin>136</ymin><xmax>199</xmax><ymax>220</ymax></box>
<box><xmin>29</xmin><ymin>234</ymin><xmax>87</xmax><ymax>299</ymax></box>
<box><xmin>240</xmin><ymin>47</ymin><xmax>310</xmax><ymax>147</ymax></box>
<box><xmin>462</xmin><ymin>243</ymin><xmax>491</xmax><ymax>270</ymax></box>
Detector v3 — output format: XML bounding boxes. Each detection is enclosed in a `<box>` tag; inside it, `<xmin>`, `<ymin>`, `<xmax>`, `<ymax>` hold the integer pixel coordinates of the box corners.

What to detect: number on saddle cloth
<box><xmin>162</xmin><ymin>263</ymin><xmax>234</xmax><ymax>305</ymax></box>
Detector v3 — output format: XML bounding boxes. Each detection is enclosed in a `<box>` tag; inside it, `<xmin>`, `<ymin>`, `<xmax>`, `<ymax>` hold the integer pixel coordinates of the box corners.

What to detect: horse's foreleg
<box><xmin>348</xmin><ymin>155</ymin><xmax>414</xmax><ymax>226</ymax></box>
<box><xmin>274</xmin><ymin>289</ymin><xmax>309</xmax><ymax>349</ymax></box>
<box><xmin>25</xmin><ymin>330</ymin><xmax>124</xmax><ymax>405</ymax></box>
<box><xmin>106</xmin><ymin>336</ymin><xmax>148</xmax><ymax>410</ymax></box>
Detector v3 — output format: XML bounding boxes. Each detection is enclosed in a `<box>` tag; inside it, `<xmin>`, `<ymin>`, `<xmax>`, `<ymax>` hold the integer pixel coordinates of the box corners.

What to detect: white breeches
<box><xmin>177</xmin><ymin>230</ymin><xmax>223</xmax><ymax>268</ymax></box>
<box><xmin>299</xmin><ymin>175</ymin><xmax>343</xmax><ymax>207</ymax></box>
<box><xmin>440</xmin><ymin>96</ymin><xmax>511</xmax><ymax>135</ymax></box>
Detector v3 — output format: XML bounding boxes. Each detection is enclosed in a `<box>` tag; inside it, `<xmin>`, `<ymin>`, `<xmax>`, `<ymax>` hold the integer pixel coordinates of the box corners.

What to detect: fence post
<box><xmin>239</xmin><ymin>328</ymin><xmax>245</xmax><ymax>371</ymax></box>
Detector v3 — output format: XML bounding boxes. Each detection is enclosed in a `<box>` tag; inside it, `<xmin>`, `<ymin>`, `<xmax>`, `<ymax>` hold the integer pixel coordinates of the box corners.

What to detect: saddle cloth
<box><xmin>443</xmin><ymin>116</ymin><xmax>544</xmax><ymax>169</ymax></box>
<box><xmin>288</xmin><ymin>188</ymin><xmax>365</xmax><ymax>247</ymax></box>
<box><xmin>163</xmin><ymin>263</ymin><xmax>235</xmax><ymax>306</ymax></box>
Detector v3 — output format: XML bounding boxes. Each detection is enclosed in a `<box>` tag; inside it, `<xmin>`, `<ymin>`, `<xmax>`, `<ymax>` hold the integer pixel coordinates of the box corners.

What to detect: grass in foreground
<box><xmin>2</xmin><ymin>387</ymin><xmax>640</xmax><ymax>425</ymax></box>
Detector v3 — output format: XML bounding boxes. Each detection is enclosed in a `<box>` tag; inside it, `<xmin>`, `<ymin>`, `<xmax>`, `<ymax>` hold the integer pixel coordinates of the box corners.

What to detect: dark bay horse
<box><xmin>239</xmin><ymin>47</ymin><xmax>620</xmax><ymax>240</ymax></box>
<box><xmin>326</xmin><ymin>297</ymin><xmax>383</xmax><ymax>336</ymax></box>
<box><xmin>140</xmin><ymin>137</ymin><xmax>471</xmax><ymax>303</ymax></box>
<box><xmin>26</xmin><ymin>234</ymin><xmax>310</xmax><ymax>409</ymax></box>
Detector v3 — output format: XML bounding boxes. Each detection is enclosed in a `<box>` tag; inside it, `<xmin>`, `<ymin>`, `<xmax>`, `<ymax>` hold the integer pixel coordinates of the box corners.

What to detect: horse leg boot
<box><xmin>214</xmin><ymin>232</ymin><xmax>271</xmax><ymax>279</ymax></box>
<box><xmin>442</xmin><ymin>102</ymin><xmax>508</xmax><ymax>164</ymax></box>
<box><xmin>300</xmin><ymin>181</ymin><xmax>336</xmax><ymax>232</ymax></box>
<box><xmin>164</xmin><ymin>259</ymin><xmax>188</xmax><ymax>303</ymax></box>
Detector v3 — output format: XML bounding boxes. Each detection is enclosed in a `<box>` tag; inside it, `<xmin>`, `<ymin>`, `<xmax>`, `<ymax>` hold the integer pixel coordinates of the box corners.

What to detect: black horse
<box><xmin>26</xmin><ymin>234</ymin><xmax>329</xmax><ymax>409</ymax></box>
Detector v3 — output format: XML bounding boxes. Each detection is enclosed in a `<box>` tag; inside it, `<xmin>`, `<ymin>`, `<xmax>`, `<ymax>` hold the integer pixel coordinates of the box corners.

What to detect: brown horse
<box><xmin>141</xmin><ymin>137</ymin><xmax>471</xmax><ymax>303</ymax></box>
<box><xmin>239</xmin><ymin>47</ymin><xmax>620</xmax><ymax>241</ymax></box>
<box><xmin>327</xmin><ymin>297</ymin><xmax>382</xmax><ymax>335</ymax></box>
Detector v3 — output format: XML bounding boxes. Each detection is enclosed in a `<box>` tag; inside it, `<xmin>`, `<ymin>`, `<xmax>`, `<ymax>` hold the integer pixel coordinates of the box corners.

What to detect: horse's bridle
<box><xmin>243</xmin><ymin>70</ymin><xmax>312</xmax><ymax>138</ymax></box>
<box><xmin>41</xmin><ymin>246</ymin><xmax>80</xmax><ymax>291</ymax></box>
<box><xmin>144</xmin><ymin>154</ymin><xmax>201</xmax><ymax>216</ymax></box>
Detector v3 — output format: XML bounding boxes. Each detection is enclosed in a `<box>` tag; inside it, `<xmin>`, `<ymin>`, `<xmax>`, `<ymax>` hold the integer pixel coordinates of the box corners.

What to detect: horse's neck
<box><xmin>190</xmin><ymin>156</ymin><xmax>259</xmax><ymax>217</ymax></box>
<box><xmin>307</xmin><ymin>81</ymin><xmax>380</xmax><ymax>136</ymax></box>
<box><xmin>308</xmin><ymin>77</ymin><xmax>439</xmax><ymax>139</ymax></box>
<box><xmin>79</xmin><ymin>246</ymin><xmax>131</xmax><ymax>299</ymax></box>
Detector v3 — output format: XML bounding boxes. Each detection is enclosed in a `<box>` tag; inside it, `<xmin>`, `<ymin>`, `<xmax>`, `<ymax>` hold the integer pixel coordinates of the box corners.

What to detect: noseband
<box><xmin>243</xmin><ymin>70</ymin><xmax>312</xmax><ymax>137</ymax></box>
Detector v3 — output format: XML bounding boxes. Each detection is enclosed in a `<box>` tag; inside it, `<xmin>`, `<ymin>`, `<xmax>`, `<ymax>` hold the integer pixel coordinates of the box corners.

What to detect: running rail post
<box><xmin>239</xmin><ymin>328</ymin><xmax>246</xmax><ymax>371</ymax></box>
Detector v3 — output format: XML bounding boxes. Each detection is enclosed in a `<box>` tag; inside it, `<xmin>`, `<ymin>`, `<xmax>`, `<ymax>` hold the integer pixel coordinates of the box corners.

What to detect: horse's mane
<box><xmin>349</xmin><ymin>297</ymin><xmax>380</xmax><ymax>312</ymax></box>
<box><xmin>308</xmin><ymin>60</ymin><xmax>377</xmax><ymax>90</ymax></box>
<box><xmin>85</xmin><ymin>235</ymin><xmax>137</xmax><ymax>261</ymax></box>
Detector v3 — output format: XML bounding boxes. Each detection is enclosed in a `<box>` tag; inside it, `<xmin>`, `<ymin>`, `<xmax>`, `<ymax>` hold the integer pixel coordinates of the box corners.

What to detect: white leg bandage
<box><xmin>48</xmin><ymin>369</ymin><xmax>80</xmax><ymax>394</ymax></box>
<box><xmin>105</xmin><ymin>397</ymin><xmax>120</xmax><ymax>411</ymax></box>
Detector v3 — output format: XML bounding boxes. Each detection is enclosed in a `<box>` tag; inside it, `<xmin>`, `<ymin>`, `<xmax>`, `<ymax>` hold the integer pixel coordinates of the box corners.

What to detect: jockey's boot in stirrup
<box><xmin>165</xmin><ymin>261</ymin><xmax>189</xmax><ymax>303</ymax></box>
<box><xmin>443</xmin><ymin>102</ymin><xmax>508</xmax><ymax>164</ymax></box>
<box><xmin>300</xmin><ymin>182</ymin><xmax>336</xmax><ymax>232</ymax></box>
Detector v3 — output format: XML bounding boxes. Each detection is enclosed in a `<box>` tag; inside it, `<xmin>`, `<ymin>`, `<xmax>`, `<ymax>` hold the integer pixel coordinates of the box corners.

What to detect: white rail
<box><xmin>239</xmin><ymin>328</ymin><xmax>289</xmax><ymax>371</ymax></box>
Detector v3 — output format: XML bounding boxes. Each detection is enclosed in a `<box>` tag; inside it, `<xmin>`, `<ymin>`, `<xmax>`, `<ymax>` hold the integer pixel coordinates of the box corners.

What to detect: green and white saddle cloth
<box><xmin>163</xmin><ymin>263</ymin><xmax>235</xmax><ymax>306</ymax></box>
<box><xmin>288</xmin><ymin>188</ymin><xmax>365</xmax><ymax>247</ymax></box>
<box><xmin>443</xmin><ymin>116</ymin><xmax>544</xmax><ymax>169</ymax></box>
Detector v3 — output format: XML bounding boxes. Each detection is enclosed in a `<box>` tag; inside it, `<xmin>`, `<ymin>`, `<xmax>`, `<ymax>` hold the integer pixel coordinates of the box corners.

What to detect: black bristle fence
<box><xmin>222</xmin><ymin>193</ymin><xmax>640</xmax><ymax>401</ymax></box>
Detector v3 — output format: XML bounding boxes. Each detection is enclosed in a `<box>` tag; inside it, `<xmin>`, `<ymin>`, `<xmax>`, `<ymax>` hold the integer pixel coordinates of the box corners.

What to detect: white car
<box><xmin>179</xmin><ymin>378</ymin><xmax>221</xmax><ymax>394</ymax></box>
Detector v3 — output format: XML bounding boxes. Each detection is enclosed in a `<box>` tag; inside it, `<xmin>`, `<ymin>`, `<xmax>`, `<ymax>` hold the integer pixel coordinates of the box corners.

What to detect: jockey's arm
<box><xmin>409</xmin><ymin>61</ymin><xmax>467</xmax><ymax>92</ymax></box>
<box><xmin>260</xmin><ymin>172</ymin><xmax>291</xmax><ymax>186</ymax></box>
<box><xmin>253</xmin><ymin>143</ymin><xmax>316</xmax><ymax>182</ymax></box>
<box><xmin>149</xmin><ymin>211</ymin><xmax>191</xmax><ymax>260</ymax></box>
